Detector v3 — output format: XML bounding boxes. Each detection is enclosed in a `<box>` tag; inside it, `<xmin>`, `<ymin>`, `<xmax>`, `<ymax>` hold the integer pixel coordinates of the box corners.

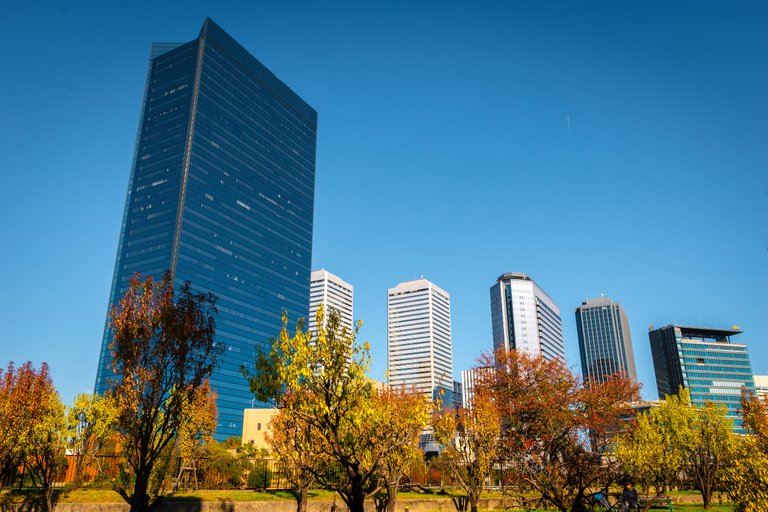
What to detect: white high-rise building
<box><xmin>309</xmin><ymin>269</ymin><xmax>354</xmax><ymax>336</ymax></box>
<box><xmin>388</xmin><ymin>278</ymin><xmax>453</xmax><ymax>400</ymax></box>
<box><xmin>490</xmin><ymin>272</ymin><xmax>565</xmax><ymax>362</ymax></box>
<box><xmin>461</xmin><ymin>366</ymin><xmax>492</xmax><ymax>409</ymax></box>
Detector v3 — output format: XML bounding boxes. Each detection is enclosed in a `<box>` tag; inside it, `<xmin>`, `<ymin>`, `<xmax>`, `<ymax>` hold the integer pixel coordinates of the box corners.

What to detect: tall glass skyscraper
<box><xmin>95</xmin><ymin>19</ymin><xmax>317</xmax><ymax>439</ymax></box>
<box><xmin>649</xmin><ymin>325</ymin><xmax>755</xmax><ymax>432</ymax></box>
<box><xmin>575</xmin><ymin>297</ymin><xmax>637</xmax><ymax>384</ymax></box>
<box><xmin>490</xmin><ymin>272</ymin><xmax>565</xmax><ymax>362</ymax></box>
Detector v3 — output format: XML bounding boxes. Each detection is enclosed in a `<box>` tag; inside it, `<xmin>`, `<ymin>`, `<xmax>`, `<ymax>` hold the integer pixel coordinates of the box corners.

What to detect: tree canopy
<box><xmin>106</xmin><ymin>272</ymin><xmax>222</xmax><ymax>512</ymax></box>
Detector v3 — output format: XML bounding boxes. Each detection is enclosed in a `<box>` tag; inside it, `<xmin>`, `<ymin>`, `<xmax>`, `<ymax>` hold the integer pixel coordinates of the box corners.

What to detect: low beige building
<box><xmin>241</xmin><ymin>408</ymin><xmax>279</xmax><ymax>450</ymax></box>
<box><xmin>755</xmin><ymin>375</ymin><xmax>768</xmax><ymax>399</ymax></box>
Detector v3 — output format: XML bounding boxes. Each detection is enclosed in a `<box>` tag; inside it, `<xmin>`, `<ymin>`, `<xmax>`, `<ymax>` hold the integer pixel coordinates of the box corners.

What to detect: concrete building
<box><xmin>387</xmin><ymin>278</ymin><xmax>453</xmax><ymax>401</ymax></box>
<box><xmin>575</xmin><ymin>297</ymin><xmax>637</xmax><ymax>384</ymax></box>
<box><xmin>241</xmin><ymin>408</ymin><xmax>279</xmax><ymax>451</ymax></box>
<box><xmin>649</xmin><ymin>325</ymin><xmax>756</xmax><ymax>431</ymax></box>
<box><xmin>309</xmin><ymin>269</ymin><xmax>354</xmax><ymax>335</ymax></box>
<box><xmin>754</xmin><ymin>375</ymin><xmax>768</xmax><ymax>399</ymax></box>
<box><xmin>490</xmin><ymin>272</ymin><xmax>565</xmax><ymax>361</ymax></box>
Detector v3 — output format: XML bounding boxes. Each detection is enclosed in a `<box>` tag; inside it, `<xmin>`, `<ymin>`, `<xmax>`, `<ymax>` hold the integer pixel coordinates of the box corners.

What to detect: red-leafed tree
<box><xmin>107</xmin><ymin>272</ymin><xmax>222</xmax><ymax>512</ymax></box>
<box><xmin>485</xmin><ymin>349</ymin><xmax>639</xmax><ymax>512</ymax></box>
<box><xmin>0</xmin><ymin>361</ymin><xmax>68</xmax><ymax>511</ymax></box>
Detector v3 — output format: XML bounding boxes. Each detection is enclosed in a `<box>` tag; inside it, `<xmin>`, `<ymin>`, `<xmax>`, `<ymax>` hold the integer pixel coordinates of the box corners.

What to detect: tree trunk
<box><xmin>343</xmin><ymin>474</ymin><xmax>367</xmax><ymax>512</ymax></box>
<box><xmin>44</xmin><ymin>484</ymin><xmax>55</xmax><ymax>512</ymax></box>
<box><xmin>702</xmin><ymin>488</ymin><xmax>711</xmax><ymax>509</ymax></box>
<box><xmin>131</xmin><ymin>471</ymin><xmax>151</xmax><ymax>512</ymax></box>
<box><xmin>385</xmin><ymin>484</ymin><xmax>398</xmax><ymax>512</ymax></box>
<box><xmin>295</xmin><ymin>484</ymin><xmax>309</xmax><ymax>512</ymax></box>
<box><xmin>468</xmin><ymin>491</ymin><xmax>479</xmax><ymax>512</ymax></box>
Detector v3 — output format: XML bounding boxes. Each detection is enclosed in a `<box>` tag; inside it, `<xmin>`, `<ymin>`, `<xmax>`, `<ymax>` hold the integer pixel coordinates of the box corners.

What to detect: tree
<box><xmin>106</xmin><ymin>272</ymin><xmax>223</xmax><ymax>512</ymax></box>
<box><xmin>66</xmin><ymin>393</ymin><xmax>119</xmax><ymax>486</ymax></box>
<box><xmin>266</xmin><ymin>403</ymin><xmax>321</xmax><ymax>512</ymax></box>
<box><xmin>374</xmin><ymin>386</ymin><xmax>430</xmax><ymax>512</ymax></box>
<box><xmin>722</xmin><ymin>390</ymin><xmax>768</xmax><ymax>512</ymax></box>
<box><xmin>432</xmin><ymin>382</ymin><xmax>502</xmax><ymax>512</ymax></box>
<box><xmin>175</xmin><ymin>380</ymin><xmax>218</xmax><ymax>492</ymax></box>
<box><xmin>244</xmin><ymin>306</ymin><xmax>418</xmax><ymax>512</ymax></box>
<box><xmin>616</xmin><ymin>388</ymin><xmax>736</xmax><ymax>510</ymax></box>
<box><xmin>488</xmin><ymin>349</ymin><xmax>639</xmax><ymax>512</ymax></box>
<box><xmin>0</xmin><ymin>362</ymin><xmax>63</xmax><ymax>493</ymax></box>
<box><xmin>26</xmin><ymin>382</ymin><xmax>68</xmax><ymax>512</ymax></box>
<box><xmin>684</xmin><ymin>400</ymin><xmax>735</xmax><ymax>509</ymax></box>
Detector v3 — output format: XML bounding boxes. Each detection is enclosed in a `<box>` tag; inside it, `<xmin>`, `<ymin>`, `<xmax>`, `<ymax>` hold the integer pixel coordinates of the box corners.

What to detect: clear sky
<box><xmin>1</xmin><ymin>1</ymin><xmax>766</xmax><ymax>406</ymax></box>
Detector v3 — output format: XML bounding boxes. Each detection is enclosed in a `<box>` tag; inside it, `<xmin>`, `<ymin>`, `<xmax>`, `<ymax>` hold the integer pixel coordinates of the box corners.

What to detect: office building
<box><xmin>387</xmin><ymin>279</ymin><xmax>453</xmax><ymax>401</ymax></box>
<box><xmin>490</xmin><ymin>272</ymin><xmax>565</xmax><ymax>361</ymax></box>
<box><xmin>309</xmin><ymin>269</ymin><xmax>354</xmax><ymax>335</ymax></box>
<box><xmin>452</xmin><ymin>380</ymin><xmax>463</xmax><ymax>410</ymax></box>
<box><xmin>754</xmin><ymin>375</ymin><xmax>768</xmax><ymax>399</ymax></box>
<box><xmin>649</xmin><ymin>325</ymin><xmax>756</xmax><ymax>431</ymax></box>
<box><xmin>575</xmin><ymin>297</ymin><xmax>637</xmax><ymax>384</ymax></box>
<box><xmin>94</xmin><ymin>19</ymin><xmax>317</xmax><ymax>439</ymax></box>
<box><xmin>461</xmin><ymin>366</ymin><xmax>492</xmax><ymax>409</ymax></box>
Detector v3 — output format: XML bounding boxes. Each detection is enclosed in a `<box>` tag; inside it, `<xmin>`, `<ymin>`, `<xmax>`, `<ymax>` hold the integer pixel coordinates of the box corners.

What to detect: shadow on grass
<box><xmin>0</xmin><ymin>488</ymin><xmax>66</xmax><ymax>512</ymax></box>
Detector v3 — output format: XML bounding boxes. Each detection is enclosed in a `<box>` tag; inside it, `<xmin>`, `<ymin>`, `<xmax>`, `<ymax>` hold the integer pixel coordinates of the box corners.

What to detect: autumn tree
<box><xmin>0</xmin><ymin>362</ymin><xmax>63</xmax><ymax>493</ymax></box>
<box><xmin>66</xmin><ymin>393</ymin><xmax>119</xmax><ymax>486</ymax></box>
<box><xmin>245</xmin><ymin>306</ymin><xmax>420</xmax><ymax>512</ymax></box>
<box><xmin>266</xmin><ymin>402</ymin><xmax>322</xmax><ymax>512</ymax></box>
<box><xmin>26</xmin><ymin>381</ymin><xmax>68</xmax><ymax>512</ymax></box>
<box><xmin>616</xmin><ymin>388</ymin><xmax>736</xmax><ymax>510</ymax></box>
<box><xmin>175</xmin><ymin>380</ymin><xmax>218</xmax><ymax>492</ymax></box>
<box><xmin>488</xmin><ymin>349</ymin><xmax>639</xmax><ymax>512</ymax></box>
<box><xmin>374</xmin><ymin>387</ymin><xmax>430</xmax><ymax>512</ymax></box>
<box><xmin>722</xmin><ymin>390</ymin><xmax>768</xmax><ymax>512</ymax></box>
<box><xmin>432</xmin><ymin>380</ymin><xmax>502</xmax><ymax>512</ymax></box>
<box><xmin>685</xmin><ymin>400</ymin><xmax>736</xmax><ymax>509</ymax></box>
<box><xmin>106</xmin><ymin>272</ymin><xmax>222</xmax><ymax>512</ymax></box>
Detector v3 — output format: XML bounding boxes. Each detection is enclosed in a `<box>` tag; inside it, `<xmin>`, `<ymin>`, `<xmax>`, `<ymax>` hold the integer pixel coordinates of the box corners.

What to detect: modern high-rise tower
<box><xmin>649</xmin><ymin>325</ymin><xmax>756</xmax><ymax>431</ymax></box>
<box><xmin>309</xmin><ymin>269</ymin><xmax>354</xmax><ymax>335</ymax></box>
<box><xmin>94</xmin><ymin>19</ymin><xmax>317</xmax><ymax>439</ymax></box>
<box><xmin>490</xmin><ymin>272</ymin><xmax>565</xmax><ymax>361</ymax></box>
<box><xmin>387</xmin><ymin>279</ymin><xmax>453</xmax><ymax>401</ymax></box>
<box><xmin>575</xmin><ymin>297</ymin><xmax>637</xmax><ymax>383</ymax></box>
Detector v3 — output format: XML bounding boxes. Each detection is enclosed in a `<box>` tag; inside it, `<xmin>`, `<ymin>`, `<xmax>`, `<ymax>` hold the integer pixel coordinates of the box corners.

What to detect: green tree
<box><xmin>432</xmin><ymin>382</ymin><xmax>502</xmax><ymax>512</ymax></box>
<box><xmin>244</xmin><ymin>306</ymin><xmax>411</xmax><ymax>512</ymax></box>
<box><xmin>722</xmin><ymin>390</ymin><xmax>768</xmax><ymax>512</ymax></box>
<box><xmin>685</xmin><ymin>400</ymin><xmax>736</xmax><ymax>509</ymax></box>
<box><xmin>26</xmin><ymin>383</ymin><xmax>68</xmax><ymax>512</ymax></box>
<box><xmin>616</xmin><ymin>391</ymin><xmax>691</xmax><ymax>500</ymax></box>
<box><xmin>616</xmin><ymin>388</ymin><xmax>735</xmax><ymax>510</ymax></box>
<box><xmin>66</xmin><ymin>392</ymin><xmax>119</xmax><ymax>486</ymax></box>
<box><xmin>106</xmin><ymin>272</ymin><xmax>223</xmax><ymax>512</ymax></box>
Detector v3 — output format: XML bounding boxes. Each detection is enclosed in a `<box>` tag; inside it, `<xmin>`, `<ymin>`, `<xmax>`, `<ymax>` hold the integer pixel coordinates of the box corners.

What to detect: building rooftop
<box><xmin>497</xmin><ymin>272</ymin><xmax>531</xmax><ymax>282</ymax></box>
<box><xmin>653</xmin><ymin>324</ymin><xmax>743</xmax><ymax>342</ymax></box>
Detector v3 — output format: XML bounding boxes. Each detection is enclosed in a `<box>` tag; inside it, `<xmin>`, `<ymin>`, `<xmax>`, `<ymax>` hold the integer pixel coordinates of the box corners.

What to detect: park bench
<box><xmin>637</xmin><ymin>495</ymin><xmax>673</xmax><ymax>511</ymax></box>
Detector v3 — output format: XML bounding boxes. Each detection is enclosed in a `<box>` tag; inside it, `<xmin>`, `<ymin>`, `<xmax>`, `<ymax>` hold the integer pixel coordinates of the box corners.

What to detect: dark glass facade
<box><xmin>95</xmin><ymin>19</ymin><xmax>317</xmax><ymax>439</ymax></box>
<box><xmin>649</xmin><ymin>325</ymin><xmax>755</xmax><ymax>432</ymax></box>
<box><xmin>575</xmin><ymin>298</ymin><xmax>637</xmax><ymax>384</ymax></box>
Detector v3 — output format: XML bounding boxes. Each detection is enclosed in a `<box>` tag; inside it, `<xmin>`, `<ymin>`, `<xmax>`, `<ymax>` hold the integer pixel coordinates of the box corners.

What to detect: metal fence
<box><xmin>60</xmin><ymin>455</ymin><xmax>513</xmax><ymax>493</ymax></box>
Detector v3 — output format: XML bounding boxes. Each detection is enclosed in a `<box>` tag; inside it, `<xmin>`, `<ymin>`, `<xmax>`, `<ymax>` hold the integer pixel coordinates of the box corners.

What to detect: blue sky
<box><xmin>1</xmin><ymin>1</ymin><xmax>766</xmax><ymax>405</ymax></box>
